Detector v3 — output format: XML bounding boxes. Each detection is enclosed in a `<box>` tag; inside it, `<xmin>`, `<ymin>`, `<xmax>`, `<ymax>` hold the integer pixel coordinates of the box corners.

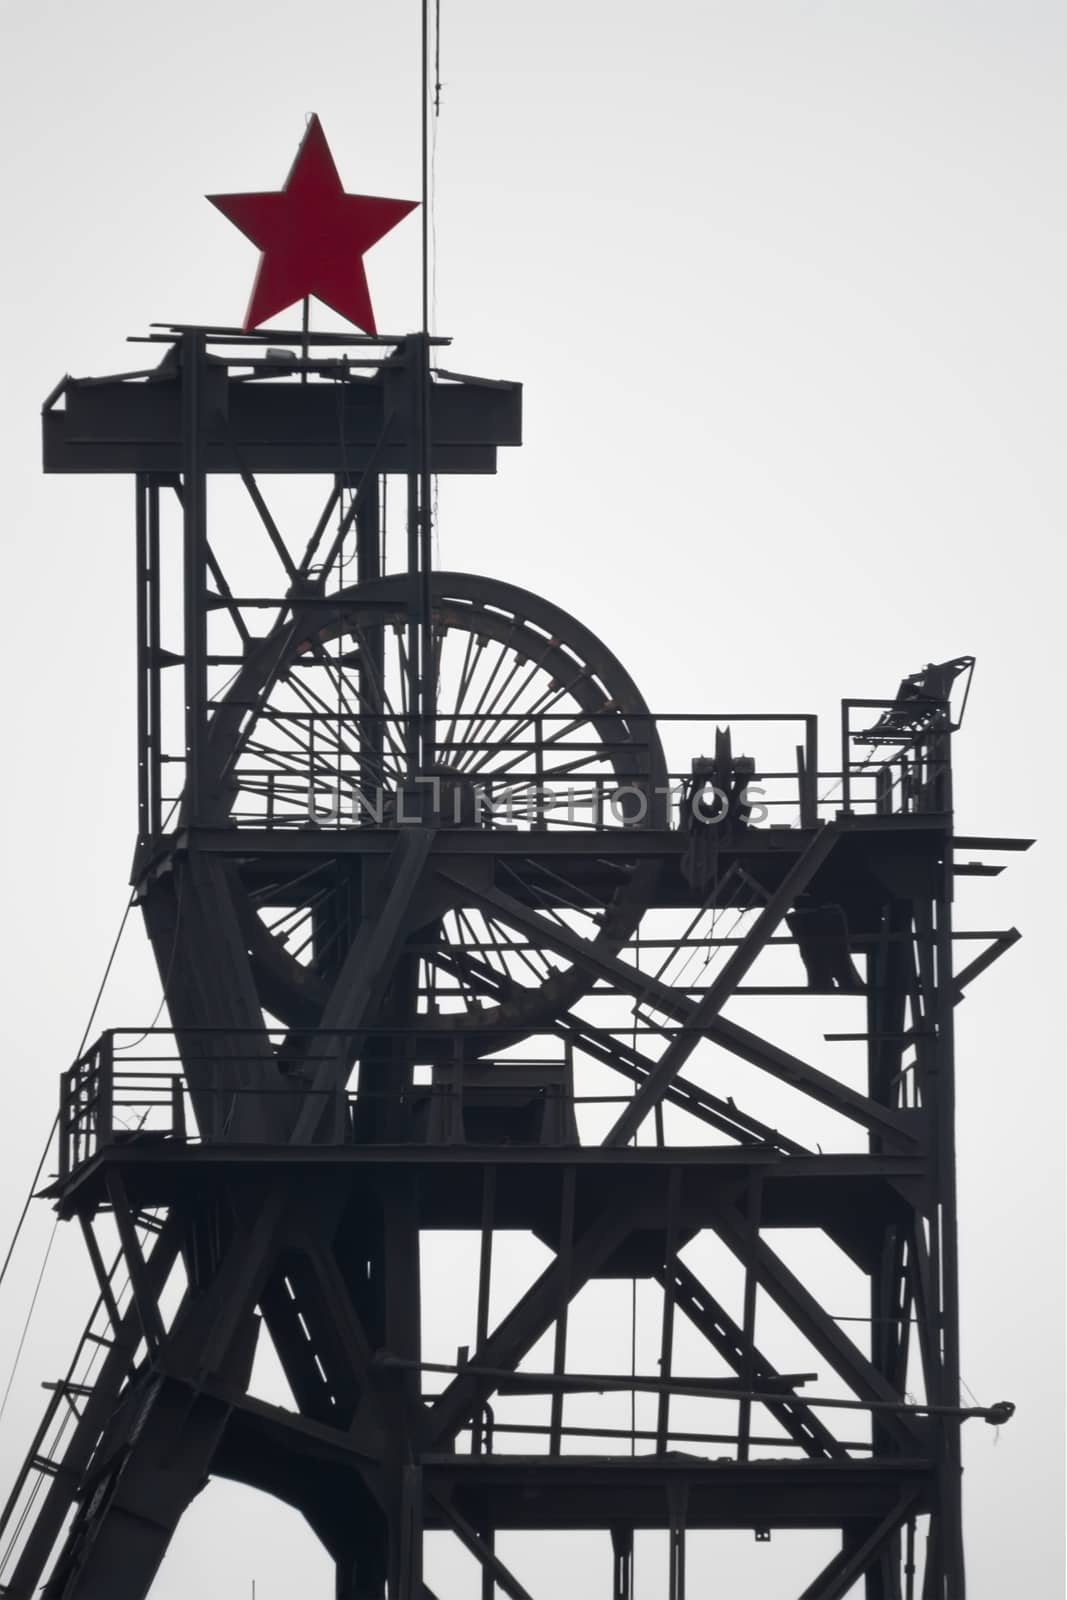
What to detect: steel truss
<box><xmin>0</xmin><ymin>325</ymin><xmax>1026</xmax><ymax>1600</ymax></box>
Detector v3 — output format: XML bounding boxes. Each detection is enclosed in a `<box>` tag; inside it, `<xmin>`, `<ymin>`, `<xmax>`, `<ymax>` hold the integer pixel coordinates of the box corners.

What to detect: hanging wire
<box><xmin>111</xmin><ymin>797</ymin><xmax>182</xmax><ymax>1055</ymax></box>
<box><xmin>0</xmin><ymin>1220</ymin><xmax>59</xmax><ymax>1427</ymax></box>
<box><xmin>0</xmin><ymin>862</ymin><xmax>150</xmax><ymax>1302</ymax></box>
<box><xmin>0</xmin><ymin>791</ymin><xmax>180</xmax><ymax>1295</ymax></box>
<box><xmin>0</xmin><ymin>1118</ymin><xmax>58</xmax><ymax>1304</ymax></box>
<box><xmin>0</xmin><ymin>1208</ymin><xmax>161</xmax><ymax>1581</ymax></box>
<box><xmin>112</xmin><ymin>872</ymin><xmax>185</xmax><ymax>1054</ymax></box>
<box><xmin>77</xmin><ymin>892</ymin><xmax>137</xmax><ymax>1058</ymax></box>
<box><xmin>0</xmin><ymin>786</ymin><xmax>188</xmax><ymax>1545</ymax></box>
<box><xmin>433</xmin><ymin>0</ymin><xmax>442</xmax><ymax>115</ymax></box>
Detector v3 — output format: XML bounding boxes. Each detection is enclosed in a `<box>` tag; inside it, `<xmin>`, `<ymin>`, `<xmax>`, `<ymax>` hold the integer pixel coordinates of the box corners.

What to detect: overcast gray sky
<box><xmin>0</xmin><ymin>2</ymin><xmax>1062</xmax><ymax>1596</ymax></box>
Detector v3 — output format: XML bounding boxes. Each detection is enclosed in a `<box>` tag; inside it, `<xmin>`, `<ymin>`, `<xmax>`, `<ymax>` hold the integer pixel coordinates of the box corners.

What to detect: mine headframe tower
<box><xmin>0</xmin><ymin>324</ymin><xmax>1025</xmax><ymax>1600</ymax></box>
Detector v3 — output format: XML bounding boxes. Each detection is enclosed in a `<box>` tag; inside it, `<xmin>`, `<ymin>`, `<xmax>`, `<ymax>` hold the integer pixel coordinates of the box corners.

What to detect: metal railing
<box><xmin>61</xmin><ymin>1030</ymin><xmax>648</xmax><ymax>1173</ymax></box>
<box><xmin>60</xmin><ymin>1033</ymin><xmax>186</xmax><ymax>1177</ymax></box>
<box><xmin>158</xmin><ymin>710</ymin><xmax>830</xmax><ymax>831</ymax></box>
<box><xmin>162</xmin><ymin>702</ymin><xmax>957</xmax><ymax>832</ymax></box>
<box><xmin>840</xmin><ymin>698</ymin><xmax>953</xmax><ymax>817</ymax></box>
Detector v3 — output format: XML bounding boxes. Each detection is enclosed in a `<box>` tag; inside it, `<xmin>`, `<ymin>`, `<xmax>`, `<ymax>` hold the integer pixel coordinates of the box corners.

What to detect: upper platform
<box><xmin>42</xmin><ymin>325</ymin><xmax>522</xmax><ymax>476</ymax></box>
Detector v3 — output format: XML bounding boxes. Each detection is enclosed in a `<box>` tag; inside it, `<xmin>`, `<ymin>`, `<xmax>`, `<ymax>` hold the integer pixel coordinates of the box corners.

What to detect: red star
<box><xmin>208</xmin><ymin>115</ymin><xmax>417</xmax><ymax>333</ymax></box>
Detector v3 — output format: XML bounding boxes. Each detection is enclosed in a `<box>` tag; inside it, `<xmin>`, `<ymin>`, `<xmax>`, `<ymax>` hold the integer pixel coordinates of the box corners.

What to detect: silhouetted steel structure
<box><xmin>0</xmin><ymin>325</ymin><xmax>1025</xmax><ymax>1599</ymax></box>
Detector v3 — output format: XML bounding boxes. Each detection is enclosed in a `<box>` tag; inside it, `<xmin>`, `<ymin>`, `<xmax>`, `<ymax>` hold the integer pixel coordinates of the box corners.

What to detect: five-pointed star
<box><xmin>208</xmin><ymin>115</ymin><xmax>417</xmax><ymax>333</ymax></box>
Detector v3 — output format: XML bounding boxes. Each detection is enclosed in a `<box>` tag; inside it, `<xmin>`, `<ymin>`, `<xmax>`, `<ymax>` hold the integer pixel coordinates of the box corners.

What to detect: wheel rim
<box><xmin>202</xmin><ymin>572</ymin><xmax>668</xmax><ymax>1043</ymax></box>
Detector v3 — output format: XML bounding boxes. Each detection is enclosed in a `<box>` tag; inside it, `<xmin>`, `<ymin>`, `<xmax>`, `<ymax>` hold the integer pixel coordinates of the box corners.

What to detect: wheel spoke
<box><xmin>448</xmin><ymin>631</ymin><xmax>521</xmax><ymax>766</ymax></box>
<box><xmin>213</xmin><ymin>573</ymin><xmax>665</xmax><ymax>1040</ymax></box>
<box><xmin>439</xmin><ymin>625</ymin><xmax>480</xmax><ymax>756</ymax></box>
<box><xmin>461</xmin><ymin>681</ymin><xmax>598</xmax><ymax>780</ymax></box>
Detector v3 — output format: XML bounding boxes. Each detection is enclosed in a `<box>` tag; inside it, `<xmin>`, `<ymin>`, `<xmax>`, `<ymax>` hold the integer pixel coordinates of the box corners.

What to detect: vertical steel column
<box><xmin>395</xmin><ymin>1464</ymin><xmax>423</xmax><ymax>1600</ymax></box>
<box><xmin>800</xmin><ymin>714</ymin><xmax>819</xmax><ymax>827</ymax></box>
<box><xmin>736</xmin><ymin>1173</ymin><xmax>763</xmax><ymax>1462</ymax></box>
<box><xmin>355</xmin><ymin>472</ymin><xmax>385</xmax><ymax>800</ymax></box>
<box><xmin>419</xmin><ymin>0</ymin><xmax>435</xmax><ymax>769</ymax></box>
<box><xmin>134</xmin><ymin>474</ymin><xmax>164</xmax><ymax>840</ymax></box>
<box><xmin>404</xmin><ymin>339</ymin><xmax>421</xmax><ymax>772</ymax></box>
<box><xmin>656</xmin><ymin>1167</ymin><xmax>682</xmax><ymax>1452</ymax></box>
<box><xmin>356</xmin><ymin>472</ymin><xmax>382</xmax><ymax>583</ymax></box>
<box><xmin>418</xmin><ymin>334</ymin><xmax>435</xmax><ymax>772</ymax></box>
<box><xmin>868</xmin><ymin>890</ymin><xmax>911</xmax><ymax>1588</ymax></box>
<box><xmin>384</xmin><ymin>1171</ymin><xmax>423</xmax><ymax>1592</ymax></box>
<box><xmin>549</xmin><ymin>1166</ymin><xmax>576</xmax><ymax>1455</ymax></box>
<box><xmin>479</xmin><ymin>1528</ymin><xmax>495</xmax><ymax>1600</ymax></box>
<box><xmin>147</xmin><ymin>480</ymin><xmax>162</xmax><ymax>835</ymax></box>
<box><xmin>840</xmin><ymin>701</ymin><xmax>853</xmax><ymax>814</ymax></box>
<box><xmin>404</xmin><ymin>333</ymin><xmax>434</xmax><ymax>776</ymax></box>
<box><xmin>905</xmin><ymin>1518</ymin><xmax>917</xmax><ymax>1600</ymax></box>
<box><xmin>473</xmin><ymin>1166</ymin><xmax>496</xmax><ymax>1461</ymax></box>
<box><xmin>908</xmin><ymin>781</ymin><xmax>964</xmax><ymax>1599</ymax></box>
<box><xmin>611</xmin><ymin>1526</ymin><xmax>634</xmax><ymax>1600</ymax></box>
<box><xmin>180</xmin><ymin>332</ymin><xmax>209</xmax><ymax>819</ymax></box>
<box><xmin>667</xmin><ymin>1485</ymin><xmax>688</xmax><ymax>1600</ymax></box>
<box><xmin>932</xmin><ymin>819</ymin><xmax>964</xmax><ymax>1598</ymax></box>
<box><xmin>135</xmin><ymin>474</ymin><xmax>148</xmax><ymax>840</ymax></box>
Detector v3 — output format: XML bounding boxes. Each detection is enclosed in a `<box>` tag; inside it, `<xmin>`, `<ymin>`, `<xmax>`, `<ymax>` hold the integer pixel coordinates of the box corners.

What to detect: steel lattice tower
<box><xmin>0</xmin><ymin>323</ymin><xmax>1024</xmax><ymax>1600</ymax></box>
